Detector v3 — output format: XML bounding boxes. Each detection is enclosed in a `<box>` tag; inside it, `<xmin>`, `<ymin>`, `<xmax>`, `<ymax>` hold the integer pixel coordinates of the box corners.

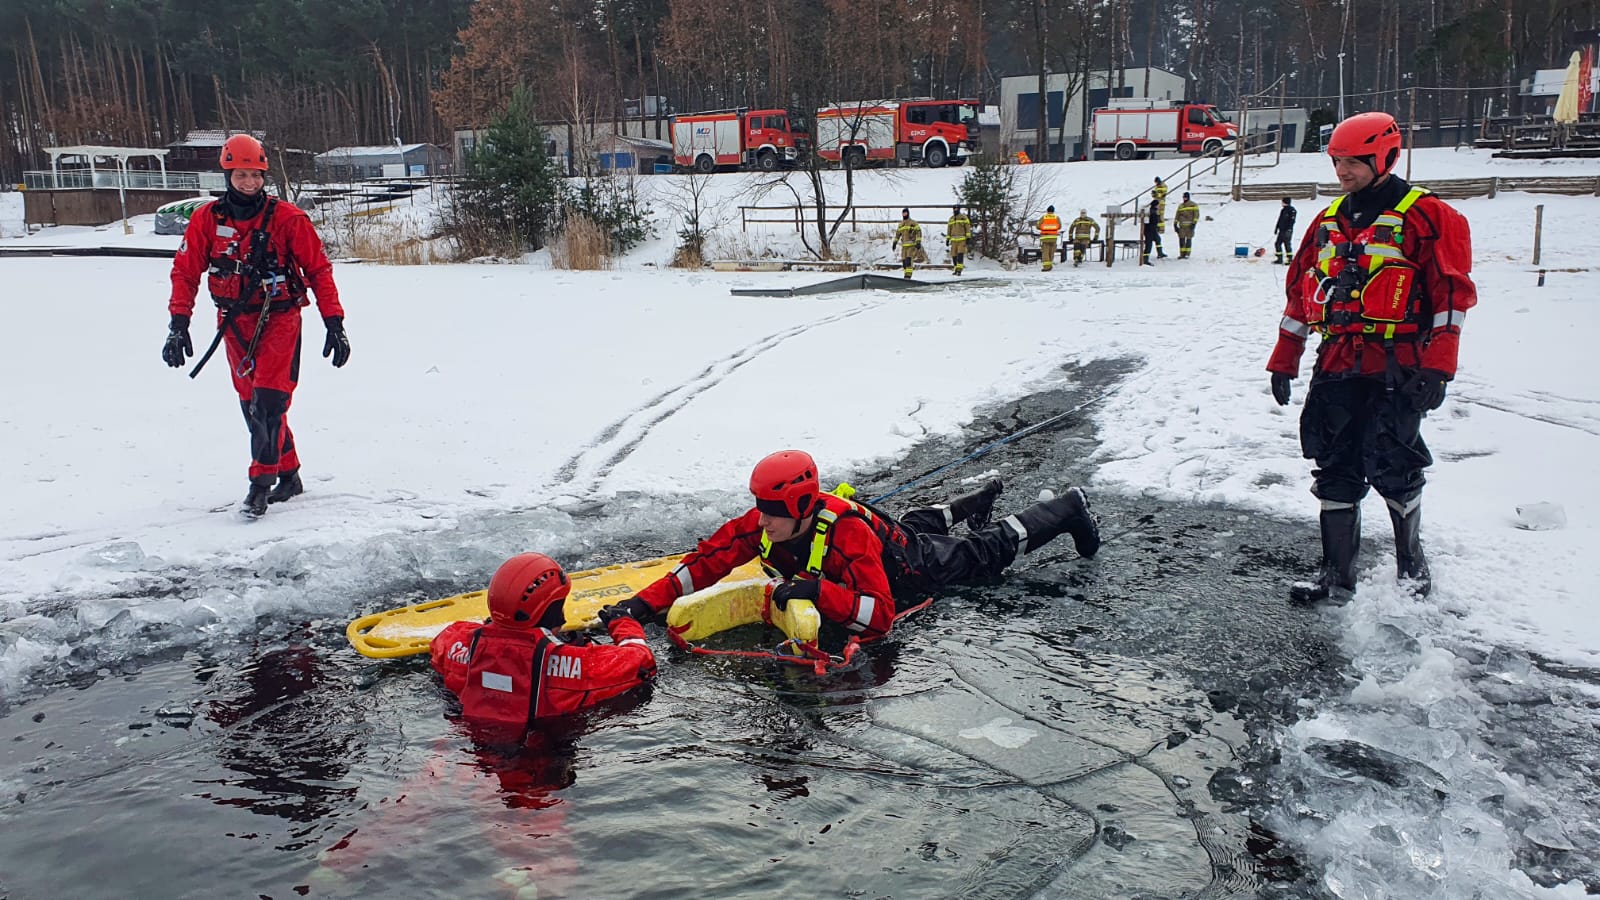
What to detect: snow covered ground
<box><xmin>3</xmin><ymin>148</ymin><xmax>1599</xmax><ymax>894</ymax></box>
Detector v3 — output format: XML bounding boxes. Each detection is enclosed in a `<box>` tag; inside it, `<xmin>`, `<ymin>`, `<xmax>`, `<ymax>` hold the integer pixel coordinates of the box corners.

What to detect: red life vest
<box><xmin>759</xmin><ymin>493</ymin><xmax>911</xmax><ymax>581</ymax></box>
<box><xmin>205</xmin><ymin>199</ymin><xmax>307</xmax><ymax>310</ymax></box>
<box><xmin>1300</xmin><ymin>187</ymin><xmax>1431</xmax><ymax>342</ymax></box>
<box><xmin>455</xmin><ymin>626</ymin><xmax>553</xmax><ymax>731</ymax></box>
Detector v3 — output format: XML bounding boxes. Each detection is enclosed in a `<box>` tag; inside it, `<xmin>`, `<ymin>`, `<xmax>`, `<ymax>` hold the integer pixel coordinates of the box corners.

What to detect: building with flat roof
<box><xmin>999</xmin><ymin>67</ymin><xmax>1187</xmax><ymax>160</ymax></box>
<box><xmin>314</xmin><ymin>143</ymin><xmax>451</xmax><ymax>180</ymax></box>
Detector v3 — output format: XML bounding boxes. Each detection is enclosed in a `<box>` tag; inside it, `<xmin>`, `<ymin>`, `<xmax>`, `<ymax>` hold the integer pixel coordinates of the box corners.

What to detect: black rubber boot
<box><xmin>268</xmin><ymin>469</ymin><xmax>304</xmax><ymax>504</ymax></box>
<box><xmin>1003</xmin><ymin>487</ymin><xmax>1100</xmax><ymax>558</ymax></box>
<box><xmin>241</xmin><ymin>476</ymin><xmax>273</xmax><ymax>518</ymax></box>
<box><xmin>1388</xmin><ymin>499</ymin><xmax>1430</xmax><ymax>597</ymax></box>
<box><xmin>1291</xmin><ymin>505</ymin><xmax>1360</xmax><ymax>603</ymax></box>
<box><xmin>945</xmin><ymin>478</ymin><xmax>1004</xmax><ymax>531</ymax></box>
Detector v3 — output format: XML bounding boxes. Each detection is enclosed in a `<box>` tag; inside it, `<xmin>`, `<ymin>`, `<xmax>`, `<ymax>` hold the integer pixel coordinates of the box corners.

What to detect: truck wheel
<box><xmin>925</xmin><ymin>145</ymin><xmax>948</xmax><ymax>168</ymax></box>
<box><xmin>695</xmin><ymin>154</ymin><xmax>714</xmax><ymax>174</ymax></box>
<box><xmin>756</xmin><ymin>151</ymin><xmax>778</xmax><ymax>172</ymax></box>
<box><xmin>1202</xmin><ymin>139</ymin><xmax>1223</xmax><ymax>156</ymax></box>
<box><xmin>1115</xmin><ymin>143</ymin><xmax>1136</xmax><ymax>161</ymax></box>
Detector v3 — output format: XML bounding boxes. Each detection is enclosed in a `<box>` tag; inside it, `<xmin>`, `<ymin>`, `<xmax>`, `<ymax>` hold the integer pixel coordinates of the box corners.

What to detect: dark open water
<box><xmin>0</xmin><ymin>360</ymin><xmax>1429</xmax><ymax>899</ymax></box>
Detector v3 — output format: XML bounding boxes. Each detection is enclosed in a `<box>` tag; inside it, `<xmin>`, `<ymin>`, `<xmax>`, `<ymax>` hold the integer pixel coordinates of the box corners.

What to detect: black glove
<box><xmin>322</xmin><ymin>316</ymin><xmax>350</xmax><ymax>368</ymax></box>
<box><xmin>162</xmin><ymin>314</ymin><xmax>192</xmax><ymax>368</ymax></box>
<box><xmin>598</xmin><ymin>597</ymin><xmax>656</xmax><ymax>626</ymax></box>
<box><xmin>1404</xmin><ymin>369</ymin><xmax>1449</xmax><ymax>412</ymax></box>
<box><xmin>770</xmin><ymin>578</ymin><xmax>819</xmax><ymax>612</ymax></box>
<box><xmin>1270</xmin><ymin>373</ymin><xmax>1293</xmax><ymax>406</ymax></box>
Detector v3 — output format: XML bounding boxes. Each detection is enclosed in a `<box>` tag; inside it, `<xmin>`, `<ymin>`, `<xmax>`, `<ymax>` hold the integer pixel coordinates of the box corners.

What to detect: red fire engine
<box><xmin>1090</xmin><ymin>99</ymin><xmax>1238</xmax><ymax>160</ymax></box>
<box><xmin>670</xmin><ymin>108</ymin><xmax>808</xmax><ymax>172</ymax></box>
<box><xmin>814</xmin><ymin>98</ymin><xmax>980</xmax><ymax>168</ymax></box>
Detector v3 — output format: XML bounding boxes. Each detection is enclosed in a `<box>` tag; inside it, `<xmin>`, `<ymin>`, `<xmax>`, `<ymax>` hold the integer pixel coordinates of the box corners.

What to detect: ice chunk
<box><xmin>1523</xmin><ymin>818</ymin><xmax>1578</xmax><ymax>851</ymax></box>
<box><xmin>1514</xmin><ymin>502</ymin><xmax>1566</xmax><ymax>531</ymax></box>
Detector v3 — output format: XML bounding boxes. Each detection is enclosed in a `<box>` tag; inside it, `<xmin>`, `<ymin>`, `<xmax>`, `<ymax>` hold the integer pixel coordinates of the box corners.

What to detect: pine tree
<box><xmin>451</xmin><ymin>87</ymin><xmax>564</xmax><ymax>254</ymax></box>
<box><xmin>956</xmin><ymin>158</ymin><xmax>1020</xmax><ymax>260</ymax></box>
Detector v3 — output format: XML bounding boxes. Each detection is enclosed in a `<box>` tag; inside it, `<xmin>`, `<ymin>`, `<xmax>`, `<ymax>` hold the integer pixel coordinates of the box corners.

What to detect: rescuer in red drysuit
<box><xmin>1266</xmin><ymin>111</ymin><xmax>1477</xmax><ymax>603</ymax></box>
<box><xmin>599</xmin><ymin>450</ymin><xmax>1101</xmax><ymax>644</ymax></box>
<box><xmin>430</xmin><ymin>552</ymin><xmax>658</xmax><ymax>732</ymax></box>
<box><xmin>164</xmin><ymin>133</ymin><xmax>349</xmax><ymax>518</ymax></box>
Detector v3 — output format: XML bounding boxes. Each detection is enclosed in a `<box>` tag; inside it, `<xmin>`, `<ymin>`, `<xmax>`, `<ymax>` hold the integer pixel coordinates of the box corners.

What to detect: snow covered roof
<box><xmin>316</xmin><ymin>144</ymin><xmax>438</xmax><ymax>160</ymax></box>
<box><xmin>600</xmin><ymin>134</ymin><xmax>672</xmax><ymax>152</ymax></box>
<box><xmin>44</xmin><ymin>145</ymin><xmax>169</xmax><ymax>162</ymax></box>
<box><xmin>169</xmin><ymin>129</ymin><xmax>265</xmax><ymax>148</ymax></box>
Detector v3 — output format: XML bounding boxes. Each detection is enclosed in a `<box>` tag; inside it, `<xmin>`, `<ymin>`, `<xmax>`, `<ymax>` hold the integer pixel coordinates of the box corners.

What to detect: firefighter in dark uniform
<box><xmin>895</xmin><ymin>209</ymin><xmax>923</xmax><ymax>279</ymax></box>
<box><xmin>1174</xmin><ymin>192</ymin><xmax>1200</xmax><ymax>258</ymax></box>
<box><xmin>1139</xmin><ymin>198</ymin><xmax>1161</xmax><ymax>266</ymax></box>
<box><xmin>1150</xmin><ymin>176</ymin><xmax>1169</xmax><ymax>258</ymax></box>
<box><xmin>1068</xmin><ymin>209</ymin><xmax>1099</xmax><ymax>266</ymax></box>
<box><xmin>164</xmin><ymin>134</ymin><xmax>350</xmax><ymax>517</ymax></box>
<box><xmin>1267</xmin><ymin>112</ymin><xmax>1477</xmax><ymax>602</ymax></box>
<box><xmin>946</xmin><ymin>205</ymin><xmax>972</xmax><ymax>275</ymax></box>
<box><xmin>1273</xmin><ymin>197</ymin><xmax>1298</xmax><ymax>264</ymax></box>
<box><xmin>600</xmin><ymin>451</ymin><xmax>1100</xmax><ymax>644</ymax></box>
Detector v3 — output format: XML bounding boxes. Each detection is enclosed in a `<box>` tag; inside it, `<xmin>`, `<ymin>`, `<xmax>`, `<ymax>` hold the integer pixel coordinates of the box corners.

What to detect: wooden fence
<box><xmin>1237</xmin><ymin>174</ymin><xmax>1600</xmax><ymax>202</ymax></box>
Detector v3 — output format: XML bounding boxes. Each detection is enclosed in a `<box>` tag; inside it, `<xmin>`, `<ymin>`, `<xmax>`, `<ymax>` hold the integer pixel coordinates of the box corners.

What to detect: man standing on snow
<box><xmin>1266</xmin><ymin>111</ymin><xmax>1477</xmax><ymax>603</ymax></box>
<box><xmin>1273</xmin><ymin>197</ymin><xmax>1297</xmax><ymax>264</ymax></box>
<box><xmin>163</xmin><ymin>134</ymin><xmax>350</xmax><ymax>518</ymax></box>
<box><xmin>1139</xmin><ymin>198</ymin><xmax>1161</xmax><ymax>266</ymax></box>
<box><xmin>1068</xmin><ymin>209</ymin><xmax>1099</xmax><ymax>267</ymax></box>
<box><xmin>895</xmin><ymin>208</ymin><xmax>922</xmax><ymax>279</ymax></box>
<box><xmin>1037</xmin><ymin>205</ymin><xmax>1062</xmax><ymax>271</ymax></box>
<box><xmin>1174</xmin><ymin>192</ymin><xmax>1200</xmax><ymax>259</ymax></box>
<box><xmin>946</xmin><ymin>205</ymin><xmax>972</xmax><ymax>276</ymax></box>
<box><xmin>1150</xmin><ymin>176</ymin><xmax>1169</xmax><ymax>238</ymax></box>
<box><xmin>597</xmin><ymin>451</ymin><xmax>1099</xmax><ymax>646</ymax></box>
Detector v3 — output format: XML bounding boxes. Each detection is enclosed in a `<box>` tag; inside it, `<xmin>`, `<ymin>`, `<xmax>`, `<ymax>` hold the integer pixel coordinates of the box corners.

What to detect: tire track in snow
<box><xmin>552</xmin><ymin>303</ymin><xmax>880</xmax><ymax>498</ymax></box>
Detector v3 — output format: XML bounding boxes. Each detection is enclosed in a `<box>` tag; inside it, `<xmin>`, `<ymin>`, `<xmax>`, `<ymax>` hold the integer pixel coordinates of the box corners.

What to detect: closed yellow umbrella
<box><xmin>1553</xmin><ymin>51</ymin><xmax>1582</xmax><ymax>125</ymax></box>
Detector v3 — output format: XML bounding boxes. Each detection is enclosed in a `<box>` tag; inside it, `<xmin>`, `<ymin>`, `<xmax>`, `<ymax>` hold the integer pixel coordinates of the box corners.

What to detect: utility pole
<box><xmin>1337</xmin><ymin>52</ymin><xmax>1347</xmax><ymax>121</ymax></box>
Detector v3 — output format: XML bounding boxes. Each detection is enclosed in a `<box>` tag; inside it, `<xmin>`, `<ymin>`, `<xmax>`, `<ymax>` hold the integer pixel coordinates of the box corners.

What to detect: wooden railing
<box><xmin>740</xmin><ymin>203</ymin><xmax>963</xmax><ymax>232</ymax></box>
<box><xmin>1236</xmin><ymin>174</ymin><xmax>1600</xmax><ymax>202</ymax></box>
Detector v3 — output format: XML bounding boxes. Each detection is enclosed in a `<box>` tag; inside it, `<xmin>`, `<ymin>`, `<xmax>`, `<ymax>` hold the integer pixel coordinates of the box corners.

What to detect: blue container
<box><xmin>1235</xmin><ymin>243</ymin><xmax>1249</xmax><ymax>258</ymax></box>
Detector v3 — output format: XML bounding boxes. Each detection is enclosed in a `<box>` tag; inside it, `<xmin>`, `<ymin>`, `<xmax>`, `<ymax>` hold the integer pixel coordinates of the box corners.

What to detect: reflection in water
<box><xmin>197</xmin><ymin>643</ymin><xmax>358</xmax><ymax>830</ymax></box>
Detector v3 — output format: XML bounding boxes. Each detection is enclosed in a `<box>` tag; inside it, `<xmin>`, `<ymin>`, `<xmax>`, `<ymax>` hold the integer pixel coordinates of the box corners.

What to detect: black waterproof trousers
<box><xmin>1300</xmin><ymin>375</ymin><xmax>1431</xmax><ymax>505</ymax></box>
<box><xmin>892</xmin><ymin>507</ymin><xmax>1021</xmax><ymax>596</ymax></box>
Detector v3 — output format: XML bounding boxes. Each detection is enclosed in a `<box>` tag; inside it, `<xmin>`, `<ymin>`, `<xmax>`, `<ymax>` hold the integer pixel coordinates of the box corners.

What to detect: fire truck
<box><xmin>814</xmin><ymin>98</ymin><xmax>980</xmax><ymax>168</ymax></box>
<box><xmin>670</xmin><ymin>108</ymin><xmax>808</xmax><ymax>173</ymax></box>
<box><xmin>1090</xmin><ymin>99</ymin><xmax>1238</xmax><ymax>160</ymax></box>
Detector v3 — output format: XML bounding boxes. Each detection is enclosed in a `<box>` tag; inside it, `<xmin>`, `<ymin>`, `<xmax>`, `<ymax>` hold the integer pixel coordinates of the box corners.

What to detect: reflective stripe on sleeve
<box><xmin>849</xmin><ymin>595</ymin><xmax>879</xmax><ymax>633</ymax></box>
<box><xmin>1431</xmin><ymin>310</ymin><xmax>1466</xmax><ymax>330</ymax></box>
<box><xmin>617</xmin><ymin>638</ymin><xmax>648</xmax><ymax>648</ymax></box>
<box><xmin>1280</xmin><ymin>316</ymin><xmax>1311</xmax><ymax>338</ymax></box>
<box><xmin>672</xmin><ymin>564</ymin><xmax>694</xmax><ymax>596</ymax></box>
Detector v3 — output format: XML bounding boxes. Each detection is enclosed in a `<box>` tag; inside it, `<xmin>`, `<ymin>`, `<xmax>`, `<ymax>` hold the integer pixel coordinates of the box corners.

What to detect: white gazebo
<box><xmin>39</xmin><ymin>146</ymin><xmax>175</xmax><ymax>234</ymax></box>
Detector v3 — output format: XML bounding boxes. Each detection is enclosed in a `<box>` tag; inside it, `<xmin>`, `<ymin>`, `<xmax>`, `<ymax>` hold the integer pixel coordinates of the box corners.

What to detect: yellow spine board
<box><xmin>346</xmin><ymin>555</ymin><xmax>772</xmax><ymax>659</ymax></box>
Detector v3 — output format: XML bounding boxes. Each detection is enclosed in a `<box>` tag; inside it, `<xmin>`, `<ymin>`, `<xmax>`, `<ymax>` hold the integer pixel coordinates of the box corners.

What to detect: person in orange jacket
<box><xmin>163</xmin><ymin>134</ymin><xmax>349</xmax><ymax>517</ymax></box>
<box><xmin>1037</xmin><ymin>205</ymin><xmax>1062</xmax><ymax>271</ymax></box>
<box><xmin>1266</xmin><ymin>111</ymin><xmax>1477</xmax><ymax>603</ymax></box>
<box><xmin>430</xmin><ymin>553</ymin><xmax>658</xmax><ymax>735</ymax></box>
<box><xmin>598</xmin><ymin>450</ymin><xmax>1099</xmax><ymax>645</ymax></box>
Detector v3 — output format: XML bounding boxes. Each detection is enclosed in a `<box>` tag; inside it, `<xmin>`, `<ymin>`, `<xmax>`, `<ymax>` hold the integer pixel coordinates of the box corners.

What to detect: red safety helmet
<box><xmin>487</xmin><ymin>553</ymin><xmax>570</xmax><ymax>629</ymax></box>
<box><xmin>749</xmin><ymin>450</ymin><xmax>820</xmax><ymax>519</ymax></box>
<box><xmin>1327</xmin><ymin>112</ymin><xmax>1402</xmax><ymax>178</ymax></box>
<box><xmin>220</xmin><ymin>134</ymin><xmax>270</xmax><ymax>171</ymax></box>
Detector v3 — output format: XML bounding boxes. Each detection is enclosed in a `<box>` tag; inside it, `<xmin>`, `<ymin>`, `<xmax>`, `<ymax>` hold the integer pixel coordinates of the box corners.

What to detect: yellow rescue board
<box><xmin>346</xmin><ymin>554</ymin><xmax>783</xmax><ymax>659</ymax></box>
<box><xmin>665</xmin><ymin>579</ymin><xmax>821</xmax><ymax>644</ymax></box>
